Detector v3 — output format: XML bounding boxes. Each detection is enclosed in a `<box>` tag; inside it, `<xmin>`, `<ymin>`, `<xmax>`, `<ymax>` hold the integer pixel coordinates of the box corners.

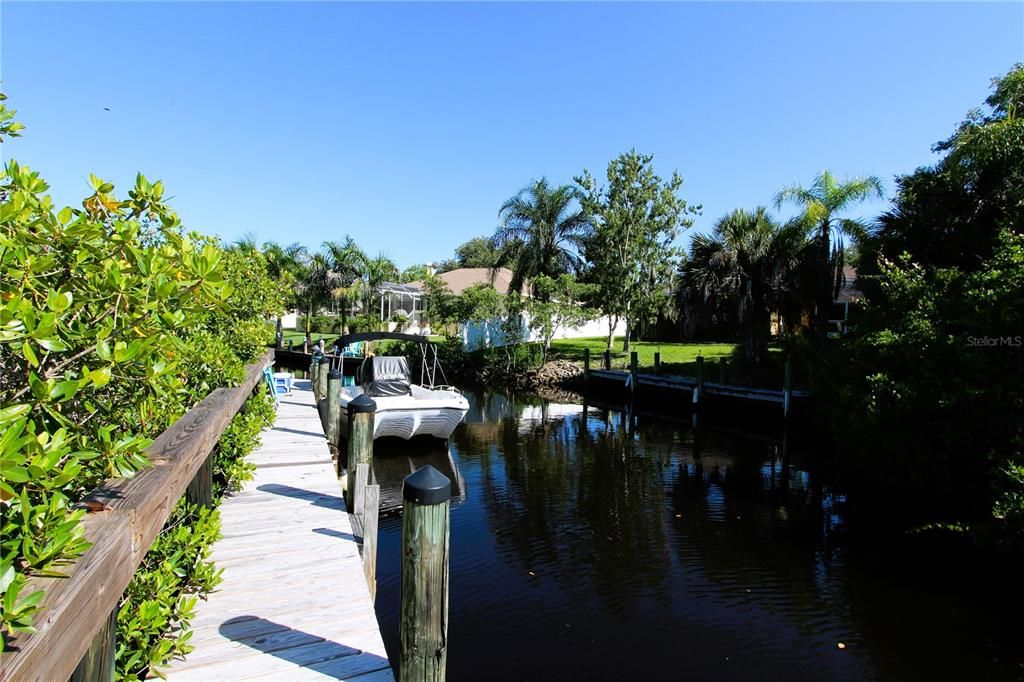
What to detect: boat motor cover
<box><xmin>360</xmin><ymin>356</ymin><xmax>412</xmax><ymax>397</ymax></box>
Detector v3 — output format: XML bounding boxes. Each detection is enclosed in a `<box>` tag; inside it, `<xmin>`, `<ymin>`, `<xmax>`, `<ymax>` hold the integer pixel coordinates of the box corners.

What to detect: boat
<box><xmin>334</xmin><ymin>333</ymin><xmax>469</xmax><ymax>440</ymax></box>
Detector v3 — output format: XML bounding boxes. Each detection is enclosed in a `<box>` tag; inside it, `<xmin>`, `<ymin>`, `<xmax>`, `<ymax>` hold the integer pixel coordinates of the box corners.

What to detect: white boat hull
<box><xmin>340</xmin><ymin>385</ymin><xmax>469</xmax><ymax>440</ymax></box>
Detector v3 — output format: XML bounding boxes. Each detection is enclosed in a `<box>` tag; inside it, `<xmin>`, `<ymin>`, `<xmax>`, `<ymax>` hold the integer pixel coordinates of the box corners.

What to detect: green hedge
<box><xmin>0</xmin><ymin>95</ymin><xmax>284</xmax><ymax>676</ymax></box>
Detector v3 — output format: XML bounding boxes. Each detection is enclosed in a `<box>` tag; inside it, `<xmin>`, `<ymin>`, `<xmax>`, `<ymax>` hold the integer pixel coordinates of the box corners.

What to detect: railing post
<box><xmin>186</xmin><ymin>445</ymin><xmax>215</xmax><ymax>509</ymax></box>
<box><xmin>326</xmin><ymin>369</ymin><xmax>342</xmax><ymax>454</ymax></box>
<box><xmin>345</xmin><ymin>395</ymin><xmax>375</xmax><ymax>510</ymax></box>
<box><xmin>70</xmin><ymin>607</ymin><xmax>117</xmax><ymax>682</ymax></box>
<box><xmin>719</xmin><ymin>358</ymin><xmax>727</xmax><ymax>384</ymax></box>
<box><xmin>583</xmin><ymin>347</ymin><xmax>590</xmax><ymax>382</ymax></box>
<box><xmin>288</xmin><ymin>339</ymin><xmax>294</xmax><ymax>351</ymax></box>
<box><xmin>654</xmin><ymin>351</ymin><xmax>660</xmax><ymax>374</ymax></box>
<box><xmin>400</xmin><ymin>465</ymin><xmax>451</xmax><ymax>682</ymax></box>
<box><xmin>603</xmin><ymin>349</ymin><xmax>611</xmax><ymax>371</ymax></box>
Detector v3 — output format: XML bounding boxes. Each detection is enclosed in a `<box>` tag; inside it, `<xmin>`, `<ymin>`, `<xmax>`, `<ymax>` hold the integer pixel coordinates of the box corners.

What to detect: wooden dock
<box><xmin>163</xmin><ymin>380</ymin><xmax>394</xmax><ymax>682</ymax></box>
<box><xmin>587</xmin><ymin>369</ymin><xmax>810</xmax><ymax>406</ymax></box>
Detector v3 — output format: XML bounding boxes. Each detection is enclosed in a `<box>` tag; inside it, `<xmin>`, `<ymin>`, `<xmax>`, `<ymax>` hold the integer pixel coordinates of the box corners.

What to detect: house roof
<box><xmin>836</xmin><ymin>266</ymin><xmax>863</xmax><ymax>303</ymax></box>
<box><xmin>409</xmin><ymin>267</ymin><xmax>527</xmax><ymax>296</ymax></box>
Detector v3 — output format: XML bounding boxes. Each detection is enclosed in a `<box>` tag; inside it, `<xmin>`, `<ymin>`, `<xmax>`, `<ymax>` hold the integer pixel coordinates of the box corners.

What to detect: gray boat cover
<box><xmin>360</xmin><ymin>356</ymin><xmax>412</xmax><ymax>397</ymax></box>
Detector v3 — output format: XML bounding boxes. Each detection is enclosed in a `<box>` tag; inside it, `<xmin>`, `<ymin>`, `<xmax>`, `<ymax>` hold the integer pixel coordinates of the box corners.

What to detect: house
<box><xmin>829</xmin><ymin>266</ymin><xmax>863</xmax><ymax>336</ymax></box>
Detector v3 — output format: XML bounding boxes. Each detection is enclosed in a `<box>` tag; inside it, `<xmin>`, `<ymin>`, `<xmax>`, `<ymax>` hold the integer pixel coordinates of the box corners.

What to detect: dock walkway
<box><xmin>164</xmin><ymin>380</ymin><xmax>393</xmax><ymax>681</ymax></box>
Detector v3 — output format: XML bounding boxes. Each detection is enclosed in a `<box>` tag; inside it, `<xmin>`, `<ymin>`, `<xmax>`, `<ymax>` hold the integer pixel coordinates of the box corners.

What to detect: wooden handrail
<box><xmin>1</xmin><ymin>349</ymin><xmax>275</xmax><ymax>682</ymax></box>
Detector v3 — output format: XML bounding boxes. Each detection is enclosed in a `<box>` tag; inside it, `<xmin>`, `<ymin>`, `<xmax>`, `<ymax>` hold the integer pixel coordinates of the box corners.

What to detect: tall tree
<box><xmin>322</xmin><ymin>237</ymin><xmax>366</xmax><ymax>328</ymax></box>
<box><xmin>576</xmin><ymin>150</ymin><xmax>699</xmax><ymax>351</ymax></box>
<box><xmin>261</xmin><ymin>241</ymin><xmax>307</xmax><ymax>343</ymax></box>
<box><xmin>775</xmin><ymin>169</ymin><xmax>882</xmax><ymax>337</ymax></box>
<box><xmin>493</xmin><ymin>178</ymin><xmax>589</xmax><ymax>297</ymax></box>
<box><xmin>684</xmin><ymin>208</ymin><xmax>809</xmax><ymax>360</ymax></box>
<box><xmin>454</xmin><ymin>236</ymin><xmax>503</xmax><ymax>269</ymax></box>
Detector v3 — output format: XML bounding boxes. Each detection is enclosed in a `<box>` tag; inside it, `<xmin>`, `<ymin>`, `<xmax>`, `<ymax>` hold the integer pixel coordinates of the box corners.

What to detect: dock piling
<box><xmin>345</xmin><ymin>395</ymin><xmax>376</xmax><ymax>510</ymax></box>
<box><xmin>363</xmin><ymin>482</ymin><xmax>380</xmax><ymax>601</ymax></box>
<box><xmin>603</xmin><ymin>349</ymin><xmax>611</xmax><ymax>371</ymax></box>
<box><xmin>326</xmin><ymin>370</ymin><xmax>342</xmax><ymax>453</ymax></box>
<box><xmin>316</xmin><ymin>358</ymin><xmax>330</xmax><ymax>401</ymax></box>
<box><xmin>400</xmin><ymin>465</ymin><xmax>451</xmax><ymax>682</ymax></box>
<box><xmin>654</xmin><ymin>351</ymin><xmax>661</xmax><ymax>374</ymax></box>
<box><xmin>583</xmin><ymin>348</ymin><xmax>590</xmax><ymax>382</ymax></box>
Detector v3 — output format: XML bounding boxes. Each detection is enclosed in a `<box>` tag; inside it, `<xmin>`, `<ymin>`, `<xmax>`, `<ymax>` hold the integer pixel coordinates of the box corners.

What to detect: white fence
<box><xmin>460</xmin><ymin>313</ymin><xmax>626</xmax><ymax>350</ymax></box>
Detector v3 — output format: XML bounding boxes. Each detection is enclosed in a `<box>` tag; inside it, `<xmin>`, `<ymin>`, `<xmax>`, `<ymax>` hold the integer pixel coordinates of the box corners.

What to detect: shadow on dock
<box><xmin>312</xmin><ymin>527</ymin><xmax>357</xmax><ymax>542</ymax></box>
<box><xmin>256</xmin><ymin>484</ymin><xmax>344</xmax><ymax>510</ymax></box>
<box><xmin>218</xmin><ymin>616</ymin><xmax>392</xmax><ymax>679</ymax></box>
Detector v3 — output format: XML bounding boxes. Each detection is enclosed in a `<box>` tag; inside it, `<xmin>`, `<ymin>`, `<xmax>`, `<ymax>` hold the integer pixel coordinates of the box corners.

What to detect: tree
<box><xmin>454</xmin><ymin>236</ymin><xmax>502</xmax><ymax>268</ymax></box>
<box><xmin>400</xmin><ymin>263</ymin><xmax>431</xmax><ymax>283</ymax></box>
<box><xmin>576</xmin><ymin>150</ymin><xmax>699</xmax><ymax>351</ymax></box>
<box><xmin>774</xmin><ymin>169</ymin><xmax>882</xmax><ymax>337</ymax></box>
<box><xmin>493</xmin><ymin>178</ymin><xmax>589</xmax><ymax>297</ymax></box>
<box><xmin>824</xmin><ymin>65</ymin><xmax>1024</xmax><ymax>547</ymax></box>
<box><xmin>261</xmin><ymin>241</ymin><xmax>307</xmax><ymax>343</ymax></box>
<box><xmin>322</xmin><ymin>237</ymin><xmax>366</xmax><ymax>329</ymax></box>
<box><xmin>683</xmin><ymin>208</ymin><xmax>809</xmax><ymax>360</ymax></box>
<box><xmin>361</xmin><ymin>252</ymin><xmax>399</xmax><ymax>321</ymax></box>
<box><xmin>525</xmin><ymin>274</ymin><xmax>597</xmax><ymax>362</ymax></box>
<box><xmin>862</xmin><ymin>63</ymin><xmax>1024</xmax><ymax>278</ymax></box>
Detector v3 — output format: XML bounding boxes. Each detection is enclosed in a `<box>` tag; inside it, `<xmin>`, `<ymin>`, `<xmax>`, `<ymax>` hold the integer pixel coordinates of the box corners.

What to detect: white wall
<box><xmin>281</xmin><ymin>311</ymin><xmax>298</xmax><ymax>329</ymax></box>
<box><xmin>460</xmin><ymin>314</ymin><xmax>626</xmax><ymax>350</ymax></box>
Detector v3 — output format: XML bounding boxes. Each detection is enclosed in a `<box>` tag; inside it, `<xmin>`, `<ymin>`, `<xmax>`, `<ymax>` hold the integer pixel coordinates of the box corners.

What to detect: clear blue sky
<box><xmin>3</xmin><ymin>2</ymin><xmax>1022</xmax><ymax>269</ymax></box>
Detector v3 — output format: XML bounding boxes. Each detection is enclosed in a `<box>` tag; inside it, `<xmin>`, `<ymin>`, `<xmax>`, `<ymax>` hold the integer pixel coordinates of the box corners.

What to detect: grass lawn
<box><xmin>548</xmin><ymin>337</ymin><xmax>736</xmax><ymax>372</ymax></box>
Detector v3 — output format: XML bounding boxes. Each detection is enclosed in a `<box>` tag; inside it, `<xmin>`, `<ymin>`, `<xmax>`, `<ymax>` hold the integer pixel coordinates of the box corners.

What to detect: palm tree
<box><xmin>362</xmin><ymin>253</ymin><xmax>399</xmax><ymax>326</ymax></box>
<box><xmin>684</xmin><ymin>208</ymin><xmax>809</xmax><ymax>360</ymax></box>
<box><xmin>774</xmin><ymin>170</ymin><xmax>883</xmax><ymax>336</ymax></box>
<box><xmin>322</xmin><ymin>238</ymin><xmax>366</xmax><ymax>329</ymax></box>
<box><xmin>493</xmin><ymin>178</ymin><xmax>589</xmax><ymax>298</ymax></box>
<box><xmin>261</xmin><ymin>241</ymin><xmax>307</xmax><ymax>345</ymax></box>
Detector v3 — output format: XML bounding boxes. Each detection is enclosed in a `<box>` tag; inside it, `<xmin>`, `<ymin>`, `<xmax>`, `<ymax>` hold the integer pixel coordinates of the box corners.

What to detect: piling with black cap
<box><xmin>326</xmin><ymin>369</ymin><xmax>342</xmax><ymax>453</ymax></box>
<box><xmin>344</xmin><ymin>394</ymin><xmax>376</xmax><ymax>506</ymax></box>
<box><xmin>400</xmin><ymin>465</ymin><xmax>451</xmax><ymax>682</ymax></box>
<box><xmin>309</xmin><ymin>358</ymin><xmax>319</xmax><ymax>396</ymax></box>
<box><xmin>316</xmin><ymin>357</ymin><xmax>330</xmax><ymax>401</ymax></box>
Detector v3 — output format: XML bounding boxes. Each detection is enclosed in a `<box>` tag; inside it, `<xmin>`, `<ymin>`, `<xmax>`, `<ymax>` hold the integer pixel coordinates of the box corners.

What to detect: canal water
<box><xmin>372</xmin><ymin>390</ymin><xmax>1023</xmax><ymax>681</ymax></box>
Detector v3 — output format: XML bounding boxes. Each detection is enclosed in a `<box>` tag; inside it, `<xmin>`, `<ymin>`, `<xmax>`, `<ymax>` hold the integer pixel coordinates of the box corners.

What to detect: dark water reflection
<box><xmin>373</xmin><ymin>391</ymin><xmax>1023</xmax><ymax>681</ymax></box>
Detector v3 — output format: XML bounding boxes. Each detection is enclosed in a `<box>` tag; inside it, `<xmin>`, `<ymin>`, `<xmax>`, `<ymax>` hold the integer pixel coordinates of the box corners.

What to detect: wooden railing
<box><xmin>2</xmin><ymin>349</ymin><xmax>275</xmax><ymax>682</ymax></box>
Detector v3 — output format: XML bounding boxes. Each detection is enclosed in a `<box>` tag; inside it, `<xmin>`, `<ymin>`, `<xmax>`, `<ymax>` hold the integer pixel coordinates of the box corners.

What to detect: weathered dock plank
<box><xmin>164</xmin><ymin>380</ymin><xmax>393</xmax><ymax>681</ymax></box>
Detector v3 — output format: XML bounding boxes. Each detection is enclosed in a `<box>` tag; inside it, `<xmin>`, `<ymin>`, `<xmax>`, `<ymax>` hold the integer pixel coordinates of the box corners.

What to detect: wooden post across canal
<box><xmin>783</xmin><ymin>359</ymin><xmax>792</xmax><ymax>419</ymax></box>
<box><xmin>583</xmin><ymin>347</ymin><xmax>590</xmax><ymax>382</ymax></box>
<box><xmin>693</xmin><ymin>355</ymin><xmax>705</xmax><ymax>407</ymax></box>
<box><xmin>603</xmin><ymin>349</ymin><xmax>611</xmax><ymax>371</ymax></box>
<box><xmin>400</xmin><ymin>465</ymin><xmax>451</xmax><ymax>682</ymax></box>
<box><xmin>629</xmin><ymin>351</ymin><xmax>638</xmax><ymax>394</ymax></box>
<box><xmin>653</xmin><ymin>351</ymin><xmax>661</xmax><ymax>374</ymax></box>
